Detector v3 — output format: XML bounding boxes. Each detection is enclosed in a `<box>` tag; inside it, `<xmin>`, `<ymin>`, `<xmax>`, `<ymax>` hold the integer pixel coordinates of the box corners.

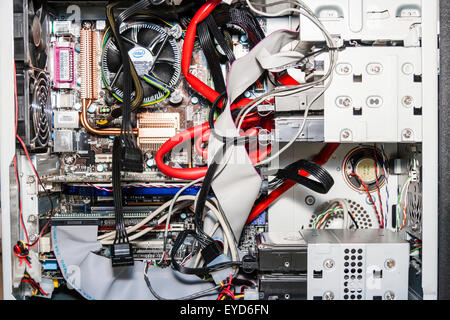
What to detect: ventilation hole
<box><xmin>351</xmin><ymin>256</ymin><xmax>356</xmax><ymax>260</ymax></box>
<box><xmin>344</xmin><ymin>295</ymin><xmax>349</xmax><ymax>300</ymax></box>
<box><xmin>345</xmin><ymin>255</ymin><xmax>349</xmax><ymax>260</ymax></box>
<box><xmin>357</xmin><ymin>295</ymin><xmax>362</xmax><ymax>300</ymax></box>
<box><xmin>351</xmin><ymin>269</ymin><xmax>356</xmax><ymax>274</ymax></box>
<box><xmin>358</xmin><ymin>269</ymin><xmax>363</xmax><ymax>273</ymax></box>
<box><xmin>358</xmin><ymin>256</ymin><xmax>363</xmax><ymax>260</ymax></box>
<box><xmin>344</xmin><ymin>262</ymin><xmax>349</xmax><ymax>267</ymax></box>
<box><xmin>351</xmin><ymin>262</ymin><xmax>356</xmax><ymax>267</ymax></box>
<box><xmin>351</xmin><ymin>294</ymin><xmax>356</xmax><ymax>299</ymax></box>
<box><xmin>351</xmin><ymin>249</ymin><xmax>356</xmax><ymax>254</ymax></box>
<box><xmin>358</xmin><ymin>249</ymin><xmax>363</xmax><ymax>254</ymax></box>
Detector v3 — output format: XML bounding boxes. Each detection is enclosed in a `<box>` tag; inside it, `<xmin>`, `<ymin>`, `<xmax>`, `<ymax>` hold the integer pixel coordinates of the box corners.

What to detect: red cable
<box><xmin>246</xmin><ymin>143</ymin><xmax>340</xmax><ymax>224</ymax></box>
<box><xmin>182</xmin><ymin>0</ymin><xmax>222</xmax><ymax>103</ymax></box>
<box><xmin>156</xmin><ymin>122</ymin><xmax>209</xmax><ymax>180</ymax></box>
<box><xmin>167</xmin><ymin>1</ymin><xmax>276</xmax><ymax>179</ymax></box>
<box><xmin>276</xmin><ymin>72</ymin><xmax>300</xmax><ymax>86</ymax></box>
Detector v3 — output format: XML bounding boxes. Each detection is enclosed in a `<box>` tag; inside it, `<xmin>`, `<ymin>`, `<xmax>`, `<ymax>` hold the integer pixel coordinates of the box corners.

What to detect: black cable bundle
<box><xmin>107</xmin><ymin>0</ymin><xmax>151</xmax><ymax>267</ymax></box>
<box><xmin>197</xmin><ymin>3</ymin><xmax>265</xmax><ymax>92</ymax></box>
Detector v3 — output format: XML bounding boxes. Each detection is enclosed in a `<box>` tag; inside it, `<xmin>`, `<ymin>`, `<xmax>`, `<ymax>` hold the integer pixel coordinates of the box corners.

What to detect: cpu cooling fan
<box><xmin>101</xmin><ymin>22</ymin><xmax>181</xmax><ymax>106</ymax></box>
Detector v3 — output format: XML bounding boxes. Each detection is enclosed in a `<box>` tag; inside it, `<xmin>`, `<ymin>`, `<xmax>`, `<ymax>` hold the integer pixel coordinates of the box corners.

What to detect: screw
<box><xmin>343</xmin><ymin>98</ymin><xmax>351</xmax><ymax>107</ymax></box>
<box><xmin>27</xmin><ymin>215</ymin><xmax>37</xmax><ymax>223</ymax></box>
<box><xmin>385</xmin><ymin>259</ymin><xmax>396</xmax><ymax>269</ymax></box>
<box><xmin>341</xmin><ymin>130</ymin><xmax>351</xmax><ymax>139</ymax></box>
<box><xmin>284</xmin><ymin>294</ymin><xmax>291</xmax><ymax>300</ymax></box>
<box><xmin>323</xmin><ymin>291</ymin><xmax>335</xmax><ymax>300</ymax></box>
<box><xmin>403</xmin><ymin>129</ymin><xmax>412</xmax><ymax>139</ymax></box>
<box><xmin>402</xmin><ymin>96</ymin><xmax>413</xmax><ymax>107</ymax></box>
<box><xmin>324</xmin><ymin>259</ymin><xmax>335</xmax><ymax>270</ymax></box>
<box><xmin>284</xmin><ymin>261</ymin><xmax>290</xmax><ymax>268</ymax></box>
<box><xmin>27</xmin><ymin>176</ymin><xmax>35</xmax><ymax>184</ymax></box>
<box><xmin>384</xmin><ymin>291</ymin><xmax>395</xmax><ymax>300</ymax></box>
<box><xmin>341</xmin><ymin>66</ymin><xmax>350</xmax><ymax>74</ymax></box>
<box><xmin>372</xmin><ymin>65</ymin><xmax>381</xmax><ymax>73</ymax></box>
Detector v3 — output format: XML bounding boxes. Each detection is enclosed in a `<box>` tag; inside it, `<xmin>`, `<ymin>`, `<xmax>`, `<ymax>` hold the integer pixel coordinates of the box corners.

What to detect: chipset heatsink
<box><xmin>137</xmin><ymin>113</ymin><xmax>180</xmax><ymax>152</ymax></box>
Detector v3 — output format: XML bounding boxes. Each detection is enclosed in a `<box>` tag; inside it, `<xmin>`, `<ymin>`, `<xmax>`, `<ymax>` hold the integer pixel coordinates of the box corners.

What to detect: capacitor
<box><xmin>88</xmin><ymin>104</ymin><xmax>97</xmax><ymax>114</ymax></box>
<box><xmin>191</xmin><ymin>96</ymin><xmax>199</xmax><ymax>105</ymax></box>
<box><xmin>146</xmin><ymin>159</ymin><xmax>156</xmax><ymax>168</ymax></box>
<box><xmin>96</xmin><ymin>164</ymin><xmax>105</xmax><ymax>172</ymax></box>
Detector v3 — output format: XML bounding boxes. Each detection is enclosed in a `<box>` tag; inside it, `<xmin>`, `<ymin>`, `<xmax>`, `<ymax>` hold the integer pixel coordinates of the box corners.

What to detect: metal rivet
<box><xmin>323</xmin><ymin>291</ymin><xmax>335</xmax><ymax>300</ymax></box>
<box><xmin>403</xmin><ymin>129</ymin><xmax>413</xmax><ymax>139</ymax></box>
<box><xmin>385</xmin><ymin>259</ymin><xmax>396</xmax><ymax>269</ymax></box>
<box><xmin>324</xmin><ymin>259</ymin><xmax>335</xmax><ymax>270</ymax></box>
<box><xmin>384</xmin><ymin>291</ymin><xmax>395</xmax><ymax>300</ymax></box>
<box><xmin>402</xmin><ymin>96</ymin><xmax>413</xmax><ymax>107</ymax></box>
<box><xmin>341</xmin><ymin>129</ymin><xmax>351</xmax><ymax>139</ymax></box>
<box><xmin>305</xmin><ymin>195</ymin><xmax>316</xmax><ymax>206</ymax></box>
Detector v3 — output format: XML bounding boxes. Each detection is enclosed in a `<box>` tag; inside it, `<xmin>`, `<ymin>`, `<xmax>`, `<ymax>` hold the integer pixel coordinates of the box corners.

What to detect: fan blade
<box><xmin>122</xmin><ymin>27</ymin><xmax>139</xmax><ymax>44</ymax></box>
<box><xmin>113</xmin><ymin>71</ymin><xmax>125</xmax><ymax>92</ymax></box>
<box><xmin>155</xmin><ymin>42</ymin><xmax>175</xmax><ymax>63</ymax></box>
<box><xmin>106</xmin><ymin>47</ymin><xmax>122</xmax><ymax>73</ymax></box>
<box><xmin>150</xmin><ymin>64</ymin><xmax>173</xmax><ymax>86</ymax></box>
<box><xmin>110</xmin><ymin>65</ymin><xmax>123</xmax><ymax>88</ymax></box>
<box><xmin>154</xmin><ymin>57</ymin><xmax>176</xmax><ymax>66</ymax></box>
<box><xmin>148</xmin><ymin>34</ymin><xmax>165</xmax><ymax>55</ymax></box>
<box><xmin>137</xmin><ymin>28</ymin><xmax>161</xmax><ymax>48</ymax></box>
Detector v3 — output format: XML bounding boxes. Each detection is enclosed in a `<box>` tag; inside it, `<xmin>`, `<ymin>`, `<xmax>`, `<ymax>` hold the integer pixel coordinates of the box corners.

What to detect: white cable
<box><xmin>237</xmin><ymin>0</ymin><xmax>338</xmax><ymax>166</ymax></box>
<box><xmin>99</xmin><ymin>195</ymin><xmax>239</xmax><ymax>264</ymax></box>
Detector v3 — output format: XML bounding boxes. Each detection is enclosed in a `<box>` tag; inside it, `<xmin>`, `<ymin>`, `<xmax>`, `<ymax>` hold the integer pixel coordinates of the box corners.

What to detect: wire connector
<box><xmin>201</xmin><ymin>241</ymin><xmax>222</xmax><ymax>265</ymax></box>
<box><xmin>111</xmin><ymin>243</ymin><xmax>134</xmax><ymax>267</ymax></box>
<box><xmin>120</xmin><ymin>145</ymin><xmax>144</xmax><ymax>173</ymax></box>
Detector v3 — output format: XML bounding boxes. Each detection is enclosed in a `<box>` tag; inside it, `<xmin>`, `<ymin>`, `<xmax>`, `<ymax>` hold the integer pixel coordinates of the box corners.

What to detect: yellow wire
<box><xmin>101</xmin><ymin>27</ymin><xmax>111</xmax><ymax>47</ymax></box>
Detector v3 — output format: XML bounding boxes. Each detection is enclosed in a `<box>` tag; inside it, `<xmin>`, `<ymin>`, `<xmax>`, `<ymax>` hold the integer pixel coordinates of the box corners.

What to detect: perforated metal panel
<box><xmin>305</xmin><ymin>229</ymin><xmax>409</xmax><ymax>300</ymax></box>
